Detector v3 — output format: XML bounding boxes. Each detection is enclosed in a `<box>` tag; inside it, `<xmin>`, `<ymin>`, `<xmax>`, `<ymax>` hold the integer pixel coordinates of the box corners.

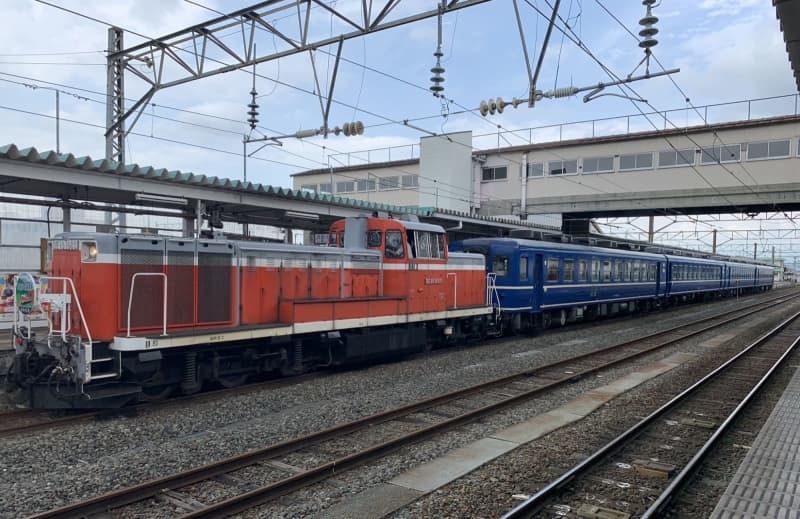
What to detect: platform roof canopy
<box><xmin>0</xmin><ymin>144</ymin><xmax>537</xmax><ymax>236</ymax></box>
<box><xmin>777</xmin><ymin>0</ymin><xmax>800</xmax><ymax>92</ymax></box>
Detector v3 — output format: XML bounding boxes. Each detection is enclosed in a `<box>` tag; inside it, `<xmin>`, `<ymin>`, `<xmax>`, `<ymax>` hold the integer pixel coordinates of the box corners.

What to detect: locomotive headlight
<box><xmin>80</xmin><ymin>241</ymin><xmax>98</xmax><ymax>262</ymax></box>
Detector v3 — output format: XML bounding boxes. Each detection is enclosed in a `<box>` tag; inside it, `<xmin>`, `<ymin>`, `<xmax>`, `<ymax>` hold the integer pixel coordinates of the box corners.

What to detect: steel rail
<box><xmin>5</xmin><ymin>291</ymin><xmax>784</xmax><ymax>439</ymax></box>
<box><xmin>641</xmin><ymin>330</ymin><xmax>800</xmax><ymax>517</ymax></box>
<box><xmin>24</xmin><ymin>292</ymin><xmax>797</xmax><ymax>519</ymax></box>
<box><xmin>502</xmin><ymin>309</ymin><xmax>800</xmax><ymax>519</ymax></box>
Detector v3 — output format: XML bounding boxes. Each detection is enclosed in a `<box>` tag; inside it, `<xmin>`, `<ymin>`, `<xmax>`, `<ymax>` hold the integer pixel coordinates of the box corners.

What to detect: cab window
<box><xmin>366</xmin><ymin>231</ymin><xmax>382</xmax><ymax>248</ymax></box>
<box><xmin>493</xmin><ymin>255</ymin><xmax>510</xmax><ymax>276</ymax></box>
<box><xmin>385</xmin><ymin>230</ymin><xmax>404</xmax><ymax>259</ymax></box>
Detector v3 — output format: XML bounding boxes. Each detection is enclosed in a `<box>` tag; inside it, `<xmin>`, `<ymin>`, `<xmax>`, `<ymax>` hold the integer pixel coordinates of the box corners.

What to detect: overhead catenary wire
<box><xmin>525</xmin><ymin>0</ymin><xmax>744</xmax><ymax>212</ymax></box>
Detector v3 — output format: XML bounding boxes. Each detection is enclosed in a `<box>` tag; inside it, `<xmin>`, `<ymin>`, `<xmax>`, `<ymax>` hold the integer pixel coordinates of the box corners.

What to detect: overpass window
<box><xmin>582</xmin><ymin>156</ymin><xmax>614</xmax><ymax>174</ymax></box>
<box><xmin>527</xmin><ymin>162</ymin><xmax>544</xmax><ymax>177</ymax></box>
<box><xmin>319</xmin><ymin>183</ymin><xmax>333</xmax><ymax>194</ymax></box>
<box><xmin>380</xmin><ymin>176</ymin><xmax>399</xmax><ymax>190</ymax></box>
<box><xmin>482</xmin><ymin>166</ymin><xmax>508</xmax><ymax>181</ymax></box>
<box><xmin>336</xmin><ymin>181</ymin><xmax>355</xmax><ymax>193</ymax></box>
<box><xmin>619</xmin><ymin>152</ymin><xmax>653</xmax><ymax>171</ymax></box>
<box><xmin>401</xmin><ymin>175</ymin><xmax>419</xmax><ymax>188</ymax></box>
<box><xmin>546</xmin><ymin>258</ymin><xmax>560</xmax><ymax>282</ymax></box>
<box><xmin>748</xmin><ymin>139</ymin><xmax>790</xmax><ymax>160</ymax></box>
<box><xmin>658</xmin><ymin>149</ymin><xmax>694</xmax><ymax>168</ymax></box>
<box><xmin>701</xmin><ymin>145</ymin><xmax>741</xmax><ymax>164</ymax></box>
<box><xmin>300</xmin><ymin>184</ymin><xmax>317</xmax><ymax>192</ymax></box>
<box><xmin>548</xmin><ymin>159</ymin><xmax>578</xmax><ymax>176</ymax></box>
<box><xmin>357</xmin><ymin>178</ymin><xmax>376</xmax><ymax>192</ymax></box>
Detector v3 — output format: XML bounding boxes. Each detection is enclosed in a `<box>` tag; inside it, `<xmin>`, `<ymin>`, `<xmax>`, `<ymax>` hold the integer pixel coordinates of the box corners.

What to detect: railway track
<box><xmin>2</xmin><ymin>290</ymin><xmax>787</xmax><ymax>439</ymax></box>
<box><xmin>503</xmin><ymin>311</ymin><xmax>800</xmax><ymax>519</ymax></box>
<box><xmin>26</xmin><ymin>291</ymin><xmax>800</xmax><ymax>519</ymax></box>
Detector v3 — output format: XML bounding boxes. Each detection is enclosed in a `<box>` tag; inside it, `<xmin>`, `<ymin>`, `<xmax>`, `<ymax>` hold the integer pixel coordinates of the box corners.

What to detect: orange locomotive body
<box><xmin>12</xmin><ymin>216</ymin><xmax>492</xmax><ymax>408</ymax></box>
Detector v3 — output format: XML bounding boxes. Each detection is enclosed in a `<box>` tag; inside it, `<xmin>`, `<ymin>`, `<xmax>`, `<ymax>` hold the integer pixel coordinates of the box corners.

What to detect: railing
<box><xmin>15</xmin><ymin>275</ymin><xmax>92</xmax><ymax>347</ymax></box>
<box><xmin>127</xmin><ymin>272</ymin><xmax>168</xmax><ymax>337</ymax></box>
<box><xmin>486</xmin><ymin>272</ymin><xmax>499</xmax><ymax>310</ymax></box>
<box><xmin>325</xmin><ymin>94</ymin><xmax>800</xmax><ymax>166</ymax></box>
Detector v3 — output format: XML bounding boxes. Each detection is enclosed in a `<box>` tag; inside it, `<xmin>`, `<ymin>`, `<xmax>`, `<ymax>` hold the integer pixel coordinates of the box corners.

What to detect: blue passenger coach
<box><xmin>451</xmin><ymin>238</ymin><xmax>774</xmax><ymax>334</ymax></box>
<box><xmin>450</xmin><ymin>238</ymin><xmax>667</xmax><ymax>332</ymax></box>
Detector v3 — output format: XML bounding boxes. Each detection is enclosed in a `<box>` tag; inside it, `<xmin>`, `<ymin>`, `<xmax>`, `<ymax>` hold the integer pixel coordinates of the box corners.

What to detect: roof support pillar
<box><xmin>62</xmin><ymin>206</ymin><xmax>71</xmax><ymax>233</ymax></box>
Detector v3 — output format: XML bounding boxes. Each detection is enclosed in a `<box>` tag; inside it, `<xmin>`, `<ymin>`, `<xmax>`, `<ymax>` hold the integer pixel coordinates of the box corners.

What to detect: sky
<box><xmin>0</xmin><ymin>0</ymin><xmax>797</xmax><ymax>259</ymax></box>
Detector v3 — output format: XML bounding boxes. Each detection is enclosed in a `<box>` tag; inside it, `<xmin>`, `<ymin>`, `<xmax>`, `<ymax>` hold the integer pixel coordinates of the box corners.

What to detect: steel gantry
<box><xmin>105</xmin><ymin>0</ymin><xmax>495</xmax><ymax>162</ymax></box>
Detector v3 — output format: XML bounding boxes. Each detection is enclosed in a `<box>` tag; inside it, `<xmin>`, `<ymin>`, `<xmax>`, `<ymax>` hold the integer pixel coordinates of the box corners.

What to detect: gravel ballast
<box><xmin>0</xmin><ymin>291</ymin><xmax>793</xmax><ymax>518</ymax></box>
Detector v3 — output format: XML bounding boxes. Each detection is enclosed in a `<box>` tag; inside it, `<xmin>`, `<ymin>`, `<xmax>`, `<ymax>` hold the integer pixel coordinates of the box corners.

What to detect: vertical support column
<box><xmin>520</xmin><ymin>153</ymin><xmax>528</xmax><ymax>220</ymax></box>
<box><xmin>772</xmin><ymin>246</ymin><xmax>775</xmax><ymax>265</ymax></box>
<box><xmin>753</xmin><ymin>242</ymin><xmax>757</xmax><ymax>260</ymax></box>
<box><xmin>106</xmin><ymin>27</ymin><xmax>125</xmax><ymax>163</ymax></box>
<box><xmin>647</xmin><ymin>215</ymin><xmax>654</xmax><ymax>244</ymax></box>
<box><xmin>284</xmin><ymin>229</ymin><xmax>293</xmax><ymax>244</ymax></box>
<box><xmin>195</xmin><ymin>200</ymin><xmax>204</xmax><ymax>239</ymax></box>
<box><xmin>182</xmin><ymin>214</ymin><xmax>194</xmax><ymax>238</ymax></box>
<box><xmin>62</xmin><ymin>206</ymin><xmax>71</xmax><ymax>233</ymax></box>
<box><xmin>712</xmin><ymin>228</ymin><xmax>717</xmax><ymax>254</ymax></box>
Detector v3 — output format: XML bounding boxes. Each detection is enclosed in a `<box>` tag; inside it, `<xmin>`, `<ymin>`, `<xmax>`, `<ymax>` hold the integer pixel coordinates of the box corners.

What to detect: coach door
<box><xmin>533</xmin><ymin>254</ymin><xmax>544</xmax><ymax>311</ymax></box>
<box><xmin>519</xmin><ymin>252</ymin><xmax>533</xmax><ymax>310</ymax></box>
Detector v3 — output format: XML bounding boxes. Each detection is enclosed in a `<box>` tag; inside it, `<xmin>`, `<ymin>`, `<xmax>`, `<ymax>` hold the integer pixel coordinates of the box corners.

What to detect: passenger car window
<box><xmin>564</xmin><ymin>259</ymin><xmax>575</xmax><ymax>282</ymax></box>
<box><xmin>591</xmin><ymin>260</ymin><xmax>600</xmax><ymax>282</ymax></box>
<box><xmin>384</xmin><ymin>231</ymin><xmax>404</xmax><ymax>258</ymax></box>
<box><xmin>519</xmin><ymin>257</ymin><xmax>529</xmax><ymax>281</ymax></box>
<box><xmin>546</xmin><ymin>258</ymin><xmax>560</xmax><ymax>282</ymax></box>
<box><xmin>602</xmin><ymin>260</ymin><xmax>611</xmax><ymax>282</ymax></box>
<box><xmin>578</xmin><ymin>260</ymin><xmax>588</xmax><ymax>282</ymax></box>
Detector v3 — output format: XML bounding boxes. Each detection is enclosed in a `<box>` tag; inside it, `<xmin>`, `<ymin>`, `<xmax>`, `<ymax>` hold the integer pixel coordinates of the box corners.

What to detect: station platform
<box><xmin>711</xmin><ymin>365</ymin><xmax>800</xmax><ymax>518</ymax></box>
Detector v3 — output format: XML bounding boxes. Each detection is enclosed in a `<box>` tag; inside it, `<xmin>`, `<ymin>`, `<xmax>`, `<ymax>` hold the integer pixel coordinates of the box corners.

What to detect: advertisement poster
<box><xmin>0</xmin><ymin>273</ymin><xmax>49</xmax><ymax>328</ymax></box>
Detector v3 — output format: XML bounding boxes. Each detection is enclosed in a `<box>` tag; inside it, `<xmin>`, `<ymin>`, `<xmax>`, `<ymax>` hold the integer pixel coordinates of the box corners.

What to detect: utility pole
<box><xmin>105</xmin><ymin>27</ymin><xmax>125</xmax><ymax>162</ymax></box>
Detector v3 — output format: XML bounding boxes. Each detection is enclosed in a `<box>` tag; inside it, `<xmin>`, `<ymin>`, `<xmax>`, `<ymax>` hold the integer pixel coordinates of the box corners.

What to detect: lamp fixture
<box><xmin>134</xmin><ymin>193</ymin><xmax>189</xmax><ymax>206</ymax></box>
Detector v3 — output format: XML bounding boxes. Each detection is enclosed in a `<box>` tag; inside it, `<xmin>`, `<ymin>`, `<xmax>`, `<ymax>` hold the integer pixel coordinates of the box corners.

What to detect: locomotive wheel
<box><xmin>541</xmin><ymin>313</ymin><xmax>552</xmax><ymax>330</ymax></box>
<box><xmin>139</xmin><ymin>384</ymin><xmax>175</xmax><ymax>402</ymax></box>
<box><xmin>218</xmin><ymin>374</ymin><xmax>249</xmax><ymax>388</ymax></box>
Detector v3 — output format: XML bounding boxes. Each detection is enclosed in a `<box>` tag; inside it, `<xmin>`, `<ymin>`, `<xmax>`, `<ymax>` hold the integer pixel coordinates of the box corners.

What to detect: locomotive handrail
<box><xmin>38</xmin><ymin>276</ymin><xmax>93</xmax><ymax>347</ymax></box>
<box><xmin>127</xmin><ymin>272</ymin><xmax>168</xmax><ymax>338</ymax></box>
<box><xmin>447</xmin><ymin>272</ymin><xmax>457</xmax><ymax>309</ymax></box>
